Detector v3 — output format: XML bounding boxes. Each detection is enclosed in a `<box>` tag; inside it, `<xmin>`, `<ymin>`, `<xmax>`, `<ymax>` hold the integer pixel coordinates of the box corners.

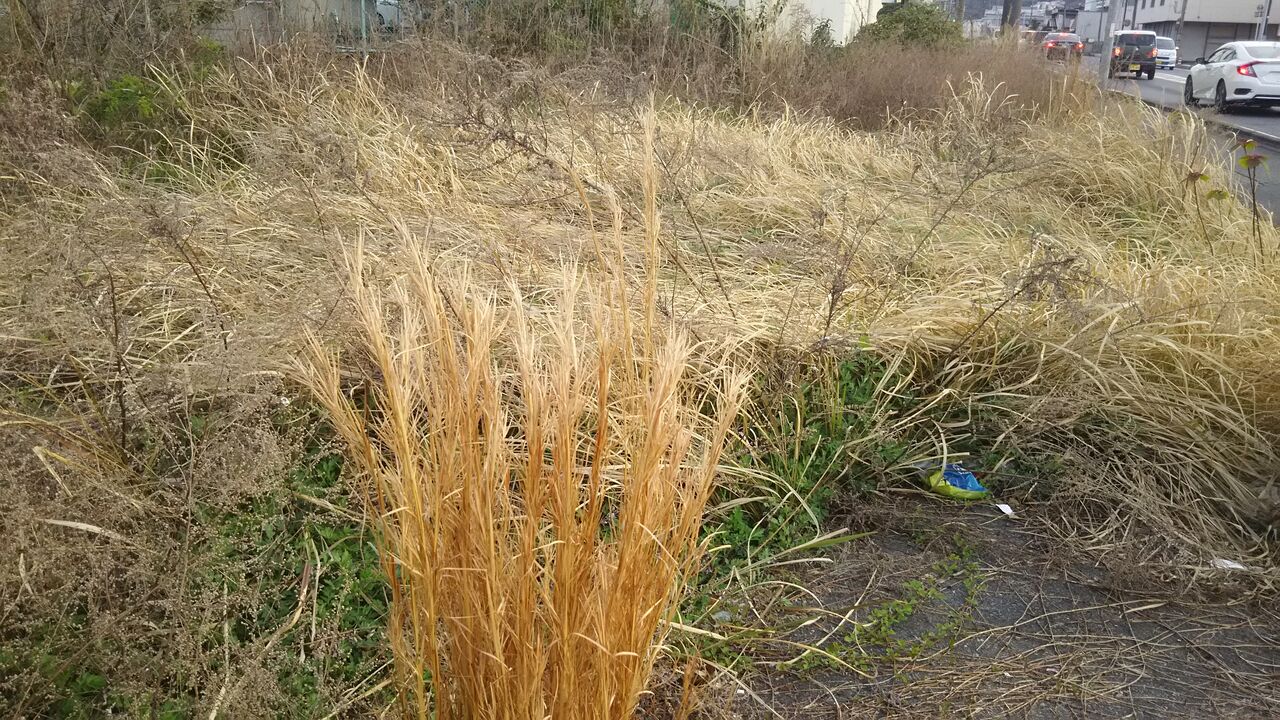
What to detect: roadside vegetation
<box><xmin>3</xmin><ymin>1</ymin><xmax>1279</xmax><ymax>717</ymax></box>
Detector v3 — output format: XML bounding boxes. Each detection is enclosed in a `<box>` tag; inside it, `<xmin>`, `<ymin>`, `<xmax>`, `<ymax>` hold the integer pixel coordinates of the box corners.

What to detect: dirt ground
<box><xmin>698</xmin><ymin>494</ymin><xmax>1280</xmax><ymax>720</ymax></box>
<box><xmin>5</xmin><ymin>412</ymin><xmax>1276</xmax><ymax>720</ymax></box>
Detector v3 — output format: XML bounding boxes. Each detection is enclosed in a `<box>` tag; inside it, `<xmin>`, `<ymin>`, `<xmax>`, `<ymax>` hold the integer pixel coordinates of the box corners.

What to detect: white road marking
<box><xmin>1154</xmin><ymin>73</ymin><xmax>1187</xmax><ymax>84</ymax></box>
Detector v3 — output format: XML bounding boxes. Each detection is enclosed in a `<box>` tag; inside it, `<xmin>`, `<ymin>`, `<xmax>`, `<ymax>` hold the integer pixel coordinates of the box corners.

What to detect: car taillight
<box><xmin>1045</xmin><ymin>41</ymin><xmax>1056</xmax><ymax>47</ymax></box>
<box><xmin>1113</xmin><ymin>47</ymin><xmax>1122</xmax><ymax>57</ymax></box>
<box><xmin>1147</xmin><ymin>48</ymin><xmax>1158</xmax><ymax>58</ymax></box>
<box><xmin>1239</xmin><ymin>62</ymin><xmax>1259</xmax><ymax>77</ymax></box>
<box><xmin>1075</xmin><ymin>43</ymin><xmax>1084</xmax><ymax>50</ymax></box>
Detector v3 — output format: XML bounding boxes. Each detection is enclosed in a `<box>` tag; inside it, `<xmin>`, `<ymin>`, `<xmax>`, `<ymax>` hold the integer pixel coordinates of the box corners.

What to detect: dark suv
<box><xmin>1109</xmin><ymin>31</ymin><xmax>1158</xmax><ymax>79</ymax></box>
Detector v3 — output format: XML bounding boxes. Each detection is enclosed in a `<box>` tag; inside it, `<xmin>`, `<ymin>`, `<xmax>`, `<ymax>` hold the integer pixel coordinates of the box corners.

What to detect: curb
<box><xmin>1105</xmin><ymin>86</ymin><xmax>1280</xmax><ymax>147</ymax></box>
<box><xmin>1222</xmin><ymin>124</ymin><xmax>1280</xmax><ymax>146</ymax></box>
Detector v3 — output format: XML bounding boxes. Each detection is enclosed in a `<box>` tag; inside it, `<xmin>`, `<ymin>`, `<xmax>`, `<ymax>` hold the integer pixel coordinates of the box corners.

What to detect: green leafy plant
<box><xmin>1235</xmin><ymin>138</ymin><xmax>1268</xmax><ymax>259</ymax></box>
<box><xmin>196</xmin><ymin>444</ymin><xmax>393</xmax><ymax>716</ymax></box>
<box><xmin>857</xmin><ymin>2</ymin><xmax>964</xmax><ymax>47</ymax></box>
<box><xmin>0</xmin><ymin>615</ymin><xmax>197</xmax><ymax>719</ymax></box>
<box><xmin>78</xmin><ymin>75</ymin><xmax>170</xmax><ymax>136</ymax></box>
<box><xmin>708</xmin><ymin>354</ymin><xmax>908</xmax><ymax>575</ymax></box>
<box><xmin>1183</xmin><ymin>169</ymin><xmax>1216</xmax><ymax>254</ymax></box>
<box><xmin>810</xmin><ymin>19</ymin><xmax>835</xmax><ymax>49</ymax></box>
<box><xmin>69</xmin><ymin>70</ymin><xmax>242</xmax><ymax>183</ymax></box>
<box><xmin>787</xmin><ymin>535</ymin><xmax>985</xmax><ymax>673</ymax></box>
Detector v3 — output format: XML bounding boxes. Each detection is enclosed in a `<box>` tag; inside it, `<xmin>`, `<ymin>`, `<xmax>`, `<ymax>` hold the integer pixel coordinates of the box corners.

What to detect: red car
<box><xmin>1043</xmin><ymin>33</ymin><xmax>1085</xmax><ymax>62</ymax></box>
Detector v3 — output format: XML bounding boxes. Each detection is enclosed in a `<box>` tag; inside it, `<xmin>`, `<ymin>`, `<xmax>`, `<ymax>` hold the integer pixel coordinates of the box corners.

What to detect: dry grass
<box><xmin>299</xmin><ymin>222</ymin><xmax>745</xmax><ymax>716</ymax></box>
<box><xmin>723</xmin><ymin>40</ymin><xmax>1072</xmax><ymax>129</ymax></box>
<box><xmin>3</xmin><ymin>38</ymin><xmax>1280</xmax><ymax>716</ymax></box>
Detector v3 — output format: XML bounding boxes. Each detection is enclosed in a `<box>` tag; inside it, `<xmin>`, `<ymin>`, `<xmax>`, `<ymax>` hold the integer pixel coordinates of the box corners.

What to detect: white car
<box><xmin>1155</xmin><ymin>36</ymin><xmax>1178</xmax><ymax>69</ymax></box>
<box><xmin>1185</xmin><ymin>41</ymin><xmax>1280</xmax><ymax>112</ymax></box>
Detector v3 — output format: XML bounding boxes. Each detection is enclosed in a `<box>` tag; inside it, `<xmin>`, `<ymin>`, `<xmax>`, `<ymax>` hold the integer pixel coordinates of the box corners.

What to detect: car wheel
<box><xmin>1215</xmin><ymin>81</ymin><xmax>1232</xmax><ymax>113</ymax></box>
<box><xmin>1146</xmin><ymin>68</ymin><xmax>1155</xmax><ymax>80</ymax></box>
<box><xmin>1184</xmin><ymin>77</ymin><xmax>1196</xmax><ymax>106</ymax></box>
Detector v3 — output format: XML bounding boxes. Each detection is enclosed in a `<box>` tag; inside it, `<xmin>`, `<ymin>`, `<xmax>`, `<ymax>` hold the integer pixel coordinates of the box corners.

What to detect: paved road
<box><xmin>1111</xmin><ymin>65</ymin><xmax>1280</xmax><ymax>141</ymax></box>
<box><xmin>1102</xmin><ymin>64</ymin><xmax>1280</xmax><ymax>218</ymax></box>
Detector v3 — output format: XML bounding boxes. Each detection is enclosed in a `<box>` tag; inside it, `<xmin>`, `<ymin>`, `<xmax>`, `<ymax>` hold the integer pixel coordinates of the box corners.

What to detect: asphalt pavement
<box><xmin>1101</xmin><ymin>63</ymin><xmax>1280</xmax><ymax>218</ymax></box>
<box><xmin>1111</xmin><ymin>65</ymin><xmax>1280</xmax><ymax>142</ymax></box>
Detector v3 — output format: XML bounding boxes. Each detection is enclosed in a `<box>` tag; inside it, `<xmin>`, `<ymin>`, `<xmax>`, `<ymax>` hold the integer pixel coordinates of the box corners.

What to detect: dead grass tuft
<box><xmin>300</xmin><ymin>228</ymin><xmax>746</xmax><ymax>716</ymax></box>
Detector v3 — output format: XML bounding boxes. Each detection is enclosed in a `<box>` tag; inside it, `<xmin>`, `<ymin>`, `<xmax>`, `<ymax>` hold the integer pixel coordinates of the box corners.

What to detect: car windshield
<box><xmin>1118</xmin><ymin>33</ymin><xmax>1155</xmax><ymax>47</ymax></box>
<box><xmin>1244</xmin><ymin>44</ymin><xmax>1280</xmax><ymax>59</ymax></box>
<box><xmin>1156</xmin><ymin>37</ymin><xmax>1175</xmax><ymax>49</ymax></box>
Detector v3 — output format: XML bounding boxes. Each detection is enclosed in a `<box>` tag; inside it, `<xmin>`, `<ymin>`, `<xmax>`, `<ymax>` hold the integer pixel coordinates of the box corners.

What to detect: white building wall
<box><xmin>282</xmin><ymin>0</ymin><xmax>369</xmax><ymax>32</ymax></box>
<box><xmin>1076</xmin><ymin>9</ymin><xmax>1109</xmax><ymax>41</ymax></box>
<box><xmin>846</xmin><ymin>0</ymin><xmax>885</xmax><ymax>38</ymax></box>
<box><xmin>1128</xmin><ymin>0</ymin><xmax>1280</xmax><ymax>58</ymax></box>
<box><xmin>205</xmin><ymin>0</ymin><xmax>372</xmax><ymax>48</ymax></box>
<box><xmin>759</xmin><ymin>0</ymin><xmax>884</xmax><ymax>44</ymax></box>
<box><xmin>1135</xmin><ymin>0</ymin><xmax>1280</xmax><ymax>26</ymax></box>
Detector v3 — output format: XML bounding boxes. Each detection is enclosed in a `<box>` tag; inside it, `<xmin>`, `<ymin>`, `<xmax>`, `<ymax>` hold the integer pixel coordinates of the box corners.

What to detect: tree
<box><xmin>859</xmin><ymin>2</ymin><xmax>964</xmax><ymax>46</ymax></box>
<box><xmin>1001</xmin><ymin>0</ymin><xmax>1021</xmax><ymax>34</ymax></box>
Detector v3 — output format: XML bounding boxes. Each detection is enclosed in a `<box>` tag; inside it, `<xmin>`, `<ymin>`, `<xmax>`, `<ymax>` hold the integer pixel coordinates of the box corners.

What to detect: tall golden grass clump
<box><xmin>301</xmin><ymin>231</ymin><xmax>744</xmax><ymax>717</ymax></box>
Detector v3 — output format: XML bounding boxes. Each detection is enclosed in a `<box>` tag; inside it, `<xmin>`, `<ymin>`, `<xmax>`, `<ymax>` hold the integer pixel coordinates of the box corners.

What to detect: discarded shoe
<box><xmin>925</xmin><ymin>463</ymin><xmax>989</xmax><ymax>500</ymax></box>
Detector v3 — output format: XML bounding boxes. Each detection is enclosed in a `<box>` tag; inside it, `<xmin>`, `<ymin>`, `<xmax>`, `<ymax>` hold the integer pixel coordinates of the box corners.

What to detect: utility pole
<box><xmin>1174</xmin><ymin>0</ymin><xmax>1188</xmax><ymax>49</ymax></box>
<box><xmin>359</xmin><ymin>0</ymin><xmax>369</xmax><ymax>60</ymax></box>
<box><xmin>1100</xmin><ymin>0</ymin><xmax>1124</xmax><ymax>80</ymax></box>
<box><xmin>1258</xmin><ymin>0</ymin><xmax>1276</xmax><ymax>40</ymax></box>
<box><xmin>1129</xmin><ymin>0</ymin><xmax>1139</xmax><ymax>30</ymax></box>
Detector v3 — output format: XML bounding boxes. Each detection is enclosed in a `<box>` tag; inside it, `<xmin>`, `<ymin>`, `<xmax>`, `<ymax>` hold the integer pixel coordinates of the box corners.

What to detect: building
<box><xmin>1129</xmin><ymin>0</ymin><xmax>1280</xmax><ymax>61</ymax></box>
<box><xmin>972</xmin><ymin>1</ymin><xmax>1084</xmax><ymax>34</ymax></box>
<box><xmin>207</xmin><ymin>0</ymin><xmax>886</xmax><ymax>49</ymax></box>
<box><xmin>1076</xmin><ymin>8</ymin><xmax>1108</xmax><ymax>42</ymax></box>
<box><xmin>778</xmin><ymin>0</ymin><xmax>885</xmax><ymax>44</ymax></box>
<box><xmin>1024</xmin><ymin>2</ymin><xmax>1063</xmax><ymax>30</ymax></box>
<box><xmin>798</xmin><ymin>0</ymin><xmax>890</xmax><ymax>42</ymax></box>
<box><xmin>205</xmin><ymin>0</ymin><xmax>382</xmax><ymax>49</ymax></box>
<box><xmin>980</xmin><ymin>5</ymin><xmax>1004</xmax><ymax>34</ymax></box>
<box><xmin>207</xmin><ymin>0</ymin><xmax>888</xmax><ymax>50</ymax></box>
<box><xmin>1024</xmin><ymin>0</ymin><xmax>1084</xmax><ymax>31</ymax></box>
<box><xmin>820</xmin><ymin>0</ymin><xmax>886</xmax><ymax>42</ymax></box>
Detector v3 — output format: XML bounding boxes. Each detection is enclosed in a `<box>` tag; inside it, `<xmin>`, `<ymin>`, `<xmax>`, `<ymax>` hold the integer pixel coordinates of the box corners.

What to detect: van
<box><xmin>1110</xmin><ymin>30</ymin><xmax>1158</xmax><ymax>79</ymax></box>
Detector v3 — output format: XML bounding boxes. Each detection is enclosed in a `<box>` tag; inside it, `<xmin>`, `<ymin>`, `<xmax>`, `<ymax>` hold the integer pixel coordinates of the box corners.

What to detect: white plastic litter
<box><xmin>1209</xmin><ymin>558</ymin><xmax>1247</xmax><ymax>571</ymax></box>
<box><xmin>995</xmin><ymin>503</ymin><xmax>1016</xmax><ymax>518</ymax></box>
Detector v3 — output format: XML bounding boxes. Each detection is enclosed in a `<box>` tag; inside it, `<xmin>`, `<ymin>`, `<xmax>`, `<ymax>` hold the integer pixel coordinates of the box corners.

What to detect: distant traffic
<box><xmin>1025</xmin><ymin>25</ymin><xmax>1280</xmax><ymax>117</ymax></box>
